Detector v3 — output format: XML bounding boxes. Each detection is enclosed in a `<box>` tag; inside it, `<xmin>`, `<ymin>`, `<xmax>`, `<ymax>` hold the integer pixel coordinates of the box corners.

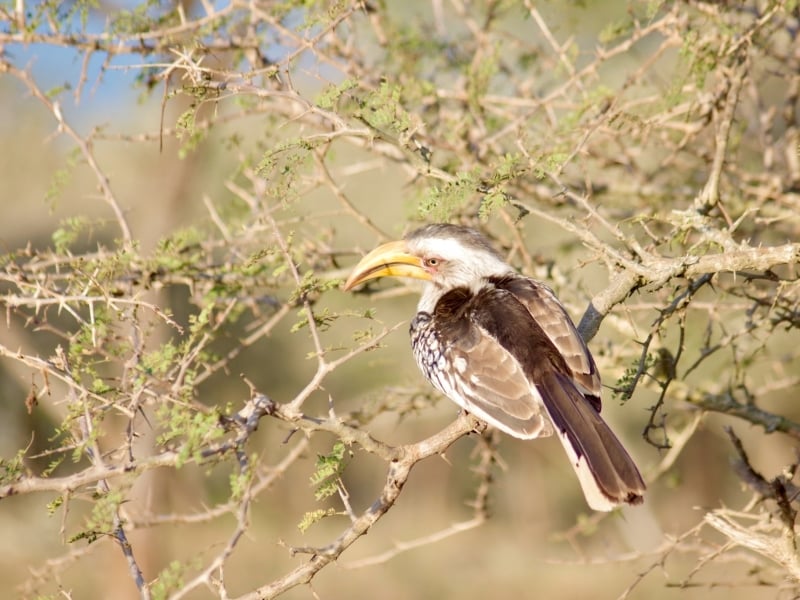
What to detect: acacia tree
<box><xmin>1</xmin><ymin>1</ymin><xmax>799</xmax><ymax>598</ymax></box>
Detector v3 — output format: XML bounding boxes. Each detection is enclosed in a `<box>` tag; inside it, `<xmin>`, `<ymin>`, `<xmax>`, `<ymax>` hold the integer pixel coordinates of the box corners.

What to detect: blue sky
<box><xmin>2</xmin><ymin>1</ymin><xmax>288</xmax><ymax>128</ymax></box>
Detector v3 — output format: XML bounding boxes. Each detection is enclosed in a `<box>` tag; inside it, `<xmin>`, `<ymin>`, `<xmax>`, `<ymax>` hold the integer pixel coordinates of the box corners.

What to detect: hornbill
<box><xmin>344</xmin><ymin>223</ymin><xmax>645</xmax><ymax>511</ymax></box>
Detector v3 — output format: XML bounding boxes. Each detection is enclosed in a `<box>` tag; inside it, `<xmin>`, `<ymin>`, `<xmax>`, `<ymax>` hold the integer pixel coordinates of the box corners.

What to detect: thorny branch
<box><xmin>236</xmin><ymin>412</ymin><xmax>486</xmax><ymax>600</ymax></box>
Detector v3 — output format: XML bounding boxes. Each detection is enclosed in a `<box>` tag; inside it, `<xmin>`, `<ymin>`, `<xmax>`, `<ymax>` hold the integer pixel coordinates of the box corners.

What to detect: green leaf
<box><xmin>298</xmin><ymin>508</ymin><xmax>337</xmax><ymax>533</ymax></box>
<box><xmin>309</xmin><ymin>441</ymin><xmax>350</xmax><ymax>501</ymax></box>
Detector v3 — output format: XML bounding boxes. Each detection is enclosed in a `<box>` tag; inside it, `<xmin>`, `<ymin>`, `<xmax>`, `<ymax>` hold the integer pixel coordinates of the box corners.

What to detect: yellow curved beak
<box><xmin>343</xmin><ymin>240</ymin><xmax>431</xmax><ymax>291</ymax></box>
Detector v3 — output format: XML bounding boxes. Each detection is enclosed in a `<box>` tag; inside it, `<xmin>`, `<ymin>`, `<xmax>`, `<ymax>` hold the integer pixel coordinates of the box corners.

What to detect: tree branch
<box><xmin>236</xmin><ymin>412</ymin><xmax>484</xmax><ymax>600</ymax></box>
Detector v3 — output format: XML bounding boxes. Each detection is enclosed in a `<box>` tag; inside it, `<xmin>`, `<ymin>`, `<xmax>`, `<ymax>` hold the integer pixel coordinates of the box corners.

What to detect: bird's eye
<box><xmin>424</xmin><ymin>257</ymin><xmax>442</xmax><ymax>267</ymax></box>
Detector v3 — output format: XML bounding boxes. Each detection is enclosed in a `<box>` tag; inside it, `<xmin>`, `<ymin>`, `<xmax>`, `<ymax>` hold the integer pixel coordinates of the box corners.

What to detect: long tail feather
<box><xmin>539</xmin><ymin>372</ymin><xmax>645</xmax><ymax>511</ymax></box>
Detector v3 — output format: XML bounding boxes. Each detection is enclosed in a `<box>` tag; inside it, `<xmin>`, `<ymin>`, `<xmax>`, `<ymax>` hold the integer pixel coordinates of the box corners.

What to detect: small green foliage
<box><xmin>599</xmin><ymin>18</ymin><xmax>634</xmax><ymax>45</ymax></box>
<box><xmin>316</xmin><ymin>78</ymin><xmax>359</xmax><ymax>110</ymax></box>
<box><xmin>526</xmin><ymin>149</ymin><xmax>569</xmax><ymax>180</ymax></box>
<box><xmin>141</xmin><ymin>341</ymin><xmax>179</xmax><ymax>377</ymax></box>
<box><xmin>45</xmin><ymin>82</ymin><xmax>71</xmax><ymax>100</ymax></box>
<box><xmin>68</xmin><ymin>488</ymin><xmax>124</xmax><ymax>544</ymax></box>
<box><xmin>111</xmin><ymin>1</ymin><xmax>178</xmax><ymax>35</ymax></box>
<box><xmin>298</xmin><ymin>508</ymin><xmax>337</xmax><ymax>533</ymax></box>
<box><xmin>466</xmin><ymin>46</ymin><xmax>499</xmax><ymax>111</ymax></box>
<box><xmin>90</xmin><ymin>378</ymin><xmax>112</xmax><ymax>394</ymax></box>
<box><xmin>542</xmin><ymin>151</ymin><xmax>568</xmax><ymax>173</ymax></box>
<box><xmin>42</xmin><ymin>456</ymin><xmax>65</xmax><ymax>478</ymax></box>
<box><xmin>229</xmin><ymin>460</ymin><xmax>255</xmax><ymax>502</ymax></box>
<box><xmin>418</xmin><ymin>170</ymin><xmax>479</xmax><ymax>220</ymax></box>
<box><xmin>0</xmin><ymin>449</ymin><xmax>26</xmax><ymax>485</ymax></box>
<box><xmin>492</xmin><ymin>152</ymin><xmax>525</xmax><ymax>182</ymax></box>
<box><xmin>256</xmin><ymin>142</ymin><xmax>315</xmax><ymax>205</ymax></box>
<box><xmin>291</xmin><ymin>307</ymin><xmax>338</xmax><ymax>335</ymax></box>
<box><xmin>310</xmin><ymin>441</ymin><xmax>350</xmax><ymax>501</ymax></box>
<box><xmin>352</xmin><ymin>327</ymin><xmax>375</xmax><ymax>344</ymax></box>
<box><xmin>156</xmin><ymin>403</ymin><xmax>224</xmax><ymax>467</ymax></box>
<box><xmin>188</xmin><ymin>304</ymin><xmax>213</xmax><ymax>335</ymax></box>
<box><xmin>241</xmin><ymin>247</ymin><xmax>275</xmax><ymax>277</ymax></box>
<box><xmin>152</xmin><ymin>227</ymin><xmax>205</xmax><ymax>271</ymax></box>
<box><xmin>614</xmin><ymin>353</ymin><xmax>656</xmax><ymax>402</ymax></box>
<box><xmin>478</xmin><ymin>189</ymin><xmax>508</xmax><ymax>220</ymax></box>
<box><xmin>175</xmin><ymin>107</ymin><xmax>207</xmax><ymax>158</ymax></box>
<box><xmin>71</xmin><ymin>443</ymin><xmax>85</xmax><ymax>465</ymax></box>
<box><xmin>150</xmin><ymin>557</ymin><xmax>200</xmax><ymax>600</ymax></box>
<box><xmin>289</xmin><ymin>271</ymin><xmax>341</xmax><ymax>305</ymax></box>
<box><xmin>52</xmin><ymin>216</ymin><xmax>94</xmax><ymax>253</ymax></box>
<box><xmin>476</xmin><ymin>153</ymin><xmax>527</xmax><ymax>219</ymax></box>
<box><xmin>66</xmin><ymin>307</ymin><xmax>118</xmax><ymax>391</ymax></box>
<box><xmin>73</xmin><ymin>309</ymin><xmax>109</xmax><ymax>351</ymax></box>
<box><xmin>419</xmin><ymin>153</ymin><xmax>528</xmax><ymax>220</ymax></box>
<box><xmin>75</xmin><ymin>0</ymin><xmax>100</xmax><ymax>29</ymax></box>
<box><xmin>46</xmin><ymin>495</ymin><xmax>64</xmax><ymax>515</ymax></box>
<box><xmin>677</xmin><ymin>29</ymin><xmax>721</xmax><ymax>92</ymax></box>
<box><xmin>357</xmin><ymin>81</ymin><xmax>413</xmax><ymax>136</ymax></box>
<box><xmin>272</xmin><ymin>262</ymin><xmax>289</xmax><ymax>279</ymax></box>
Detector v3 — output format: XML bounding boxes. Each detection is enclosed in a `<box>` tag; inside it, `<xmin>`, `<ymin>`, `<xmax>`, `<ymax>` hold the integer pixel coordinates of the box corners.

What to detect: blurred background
<box><xmin>1</xmin><ymin>1</ymin><xmax>799</xmax><ymax>598</ymax></box>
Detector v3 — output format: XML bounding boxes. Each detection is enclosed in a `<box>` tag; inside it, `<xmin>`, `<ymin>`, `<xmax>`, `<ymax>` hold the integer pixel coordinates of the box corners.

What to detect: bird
<box><xmin>343</xmin><ymin>223</ymin><xmax>645</xmax><ymax>511</ymax></box>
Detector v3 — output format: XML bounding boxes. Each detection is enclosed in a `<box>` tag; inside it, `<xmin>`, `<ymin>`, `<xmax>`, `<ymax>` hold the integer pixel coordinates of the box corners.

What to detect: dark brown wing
<box><xmin>489</xmin><ymin>275</ymin><xmax>601</xmax><ymax>409</ymax></box>
<box><xmin>421</xmin><ymin>278</ymin><xmax>645</xmax><ymax>510</ymax></box>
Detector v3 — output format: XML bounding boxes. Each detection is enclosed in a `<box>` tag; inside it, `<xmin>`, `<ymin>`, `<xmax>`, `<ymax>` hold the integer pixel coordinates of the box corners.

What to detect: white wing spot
<box><xmin>454</xmin><ymin>356</ymin><xmax>468</xmax><ymax>372</ymax></box>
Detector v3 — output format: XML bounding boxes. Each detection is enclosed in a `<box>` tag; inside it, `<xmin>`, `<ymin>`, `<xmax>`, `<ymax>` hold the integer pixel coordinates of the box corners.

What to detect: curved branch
<box><xmin>578</xmin><ymin>243</ymin><xmax>800</xmax><ymax>343</ymax></box>
<box><xmin>688</xmin><ymin>390</ymin><xmax>800</xmax><ymax>441</ymax></box>
<box><xmin>237</xmin><ymin>412</ymin><xmax>484</xmax><ymax>600</ymax></box>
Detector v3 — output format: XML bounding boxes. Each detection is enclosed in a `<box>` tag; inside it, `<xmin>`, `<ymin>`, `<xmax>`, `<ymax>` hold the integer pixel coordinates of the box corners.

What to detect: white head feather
<box><xmin>405</xmin><ymin>225</ymin><xmax>514</xmax><ymax>313</ymax></box>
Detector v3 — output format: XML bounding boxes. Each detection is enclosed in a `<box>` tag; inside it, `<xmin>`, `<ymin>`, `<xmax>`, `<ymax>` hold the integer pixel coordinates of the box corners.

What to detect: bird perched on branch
<box><xmin>344</xmin><ymin>223</ymin><xmax>645</xmax><ymax>511</ymax></box>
